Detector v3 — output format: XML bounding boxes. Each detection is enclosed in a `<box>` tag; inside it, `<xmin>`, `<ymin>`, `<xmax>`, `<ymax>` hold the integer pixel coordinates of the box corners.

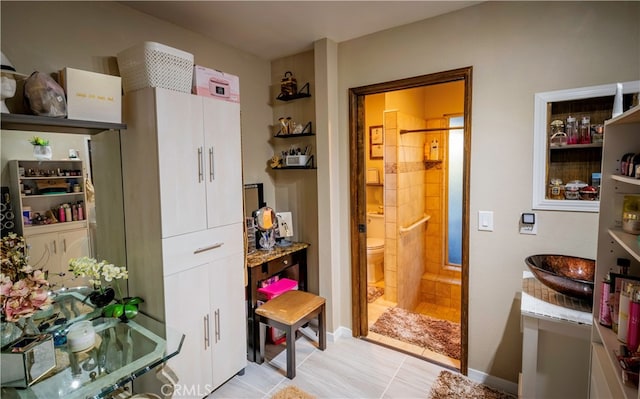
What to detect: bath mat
<box><xmin>270</xmin><ymin>385</ymin><xmax>316</xmax><ymax>399</ymax></box>
<box><xmin>367</xmin><ymin>286</ymin><xmax>384</xmax><ymax>303</ymax></box>
<box><xmin>428</xmin><ymin>370</ymin><xmax>516</xmax><ymax>399</ymax></box>
<box><xmin>369</xmin><ymin>307</ymin><xmax>460</xmax><ymax>359</ymax></box>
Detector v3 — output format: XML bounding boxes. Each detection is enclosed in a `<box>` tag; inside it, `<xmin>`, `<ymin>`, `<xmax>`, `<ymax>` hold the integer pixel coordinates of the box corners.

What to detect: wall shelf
<box><xmin>1</xmin><ymin>113</ymin><xmax>126</xmax><ymax>135</ymax></box>
<box><xmin>276</xmin><ymin>82</ymin><xmax>311</xmax><ymax>102</ymax></box>
<box><xmin>275</xmin><ymin>121</ymin><xmax>313</xmax><ymax>137</ymax></box>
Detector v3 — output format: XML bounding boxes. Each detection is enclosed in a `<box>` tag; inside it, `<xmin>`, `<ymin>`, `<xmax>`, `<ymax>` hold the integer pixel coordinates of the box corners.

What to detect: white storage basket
<box><xmin>117</xmin><ymin>42</ymin><xmax>194</xmax><ymax>93</ymax></box>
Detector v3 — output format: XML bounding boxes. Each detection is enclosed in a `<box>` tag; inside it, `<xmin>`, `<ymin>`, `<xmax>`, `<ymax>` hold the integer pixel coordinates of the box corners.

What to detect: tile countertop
<box><xmin>246</xmin><ymin>242</ymin><xmax>310</xmax><ymax>268</ymax></box>
<box><xmin>521</xmin><ymin>271</ymin><xmax>592</xmax><ymax>326</ymax></box>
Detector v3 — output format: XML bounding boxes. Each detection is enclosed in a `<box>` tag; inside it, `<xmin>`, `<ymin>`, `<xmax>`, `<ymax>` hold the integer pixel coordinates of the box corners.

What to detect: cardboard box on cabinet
<box><xmin>60</xmin><ymin>67</ymin><xmax>122</xmax><ymax>123</ymax></box>
<box><xmin>192</xmin><ymin>65</ymin><xmax>240</xmax><ymax>103</ymax></box>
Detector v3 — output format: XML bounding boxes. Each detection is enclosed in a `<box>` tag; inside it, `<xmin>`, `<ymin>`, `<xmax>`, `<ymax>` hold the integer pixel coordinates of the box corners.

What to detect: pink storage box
<box><xmin>257</xmin><ymin>278</ymin><xmax>298</xmax><ymax>345</ymax></box>
<box><xmin>192</xmin><ymin>65</ymin><xmax>240</xmax><ymax>103</ymax></box>
<box><xmin>257</xmin><ymin>278</ymin><xmax>298</xmax><ymax>300</ymax></box>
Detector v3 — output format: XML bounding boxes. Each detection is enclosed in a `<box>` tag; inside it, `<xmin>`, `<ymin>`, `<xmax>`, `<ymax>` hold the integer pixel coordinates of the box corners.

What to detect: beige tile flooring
<box><xmin>208</xmin><ymin>334</ymin><xmax>450</xmax><ymax>399</ymax></box>
<box><xmin>366</xmin><ymin>292</ymin><xmax>461</xmax><ymax>370</ymax></box>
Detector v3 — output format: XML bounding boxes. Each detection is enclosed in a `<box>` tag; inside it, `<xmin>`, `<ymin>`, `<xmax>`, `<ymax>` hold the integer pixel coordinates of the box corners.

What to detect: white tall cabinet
<box><xmin>591</xmin><ymin>105</ymin><xmax>640</xmax><ymax>399</ymax></box>
<box><xmin>121</xmin><ymin>87</ymin><xmax>246</xmax><ymax>395</ymax></box>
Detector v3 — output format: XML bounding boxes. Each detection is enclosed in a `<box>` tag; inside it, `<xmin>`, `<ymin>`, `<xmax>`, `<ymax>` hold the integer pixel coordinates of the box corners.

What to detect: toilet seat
<box><xmin>367</xmin><ymin>238</ymin><xmax>384</xmax><ymax>250</ymax></box>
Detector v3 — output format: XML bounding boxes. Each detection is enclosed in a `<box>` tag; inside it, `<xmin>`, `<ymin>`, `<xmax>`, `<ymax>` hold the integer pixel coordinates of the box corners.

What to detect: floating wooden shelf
<box><xmin>1</xmin><ymin>113</ymin><xmax>126</xmax><ymax>135</ymax></box>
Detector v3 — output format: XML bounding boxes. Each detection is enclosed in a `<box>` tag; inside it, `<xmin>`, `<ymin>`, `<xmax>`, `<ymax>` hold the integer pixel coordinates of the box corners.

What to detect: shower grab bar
<box><xmin>399</xmin><ymin>214</ymin><xmax>431</xmax><ymax>235</ymax></box>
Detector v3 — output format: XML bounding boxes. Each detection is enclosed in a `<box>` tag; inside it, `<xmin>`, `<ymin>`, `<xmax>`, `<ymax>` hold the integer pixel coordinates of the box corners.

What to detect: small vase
<box><xmin>33</xmin><ymin>145</ymin><xmax>52</xmax><ymax>160</ymax></box>
<box><xmin>88</xmin><ymin>287</ymin><xmax>115</xmax><ymax>308</ymax></box>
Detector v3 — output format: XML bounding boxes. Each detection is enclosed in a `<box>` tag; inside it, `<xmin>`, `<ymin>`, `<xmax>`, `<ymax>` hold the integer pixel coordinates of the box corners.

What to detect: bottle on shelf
<box><xmin>566</xmin><ymin>116</ymin><xmax>578</xmax><ymax>145</ymax></box>
<box><xmin>599</xmin><ymin>271</ymin><xmax>613</xmax><ymax>327</ymax></box>
<box><xmin>579</xmin><ymin>116</ymin><xmax>591</xmax><ymax>144</ymax></box>
<box><xmin>627</xmin><ymin>288</ymin><xmax>640</xmax><ymax>352</ymax></box>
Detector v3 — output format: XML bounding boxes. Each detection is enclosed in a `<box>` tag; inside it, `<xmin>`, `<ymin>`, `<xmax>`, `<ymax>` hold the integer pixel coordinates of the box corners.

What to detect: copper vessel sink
<box><xmin>525</xmin><ymin>254</ymin><xmax>595</xmax><ymax>301</ymax></box>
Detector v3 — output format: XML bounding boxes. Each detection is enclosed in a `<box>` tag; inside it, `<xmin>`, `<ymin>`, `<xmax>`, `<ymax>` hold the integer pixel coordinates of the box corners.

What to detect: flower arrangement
<box><xmin>0</xmin><ymin>233</ymin><xmax>52</xmax><ymax>322</ymax></box>
<box><xmin>68</xmin><ymin>257</ymin><xmax>143</xmax><ymax>320</ymax></box>
<box><xmin>68</xmin><ymin>256</ymin><xmax>128</xmax><ymax>294</ymax></box>
<box><xmin>28</xmin><ymin>136</ymin><xmax>49</xmax><ymax>146</ymax></box>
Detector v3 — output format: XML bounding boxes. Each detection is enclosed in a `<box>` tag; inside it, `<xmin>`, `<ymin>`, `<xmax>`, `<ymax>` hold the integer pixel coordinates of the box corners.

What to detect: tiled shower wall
<box><xmin>420</xmin><ymin>118</ymin><xmax>462</xmax><ymax>311</ymax></box>
<box><xmin>383</xmin><ymin>110</ymin><xmax>427</xmax><ymax>309</ymax></box>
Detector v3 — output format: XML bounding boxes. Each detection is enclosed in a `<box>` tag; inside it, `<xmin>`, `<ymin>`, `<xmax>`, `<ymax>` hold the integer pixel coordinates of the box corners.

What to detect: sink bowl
<box><xmin>525</xmin><ymin>254</ymin><xmax>595</xmax><ymax>301</ymax></box>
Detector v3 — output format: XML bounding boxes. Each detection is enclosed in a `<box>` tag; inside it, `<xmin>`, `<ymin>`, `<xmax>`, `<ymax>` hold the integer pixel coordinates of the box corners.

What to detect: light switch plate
<box><xmin>478</xmin><ymin>211</ymin><xmax>494</xmax><ymax>231</ymax></box>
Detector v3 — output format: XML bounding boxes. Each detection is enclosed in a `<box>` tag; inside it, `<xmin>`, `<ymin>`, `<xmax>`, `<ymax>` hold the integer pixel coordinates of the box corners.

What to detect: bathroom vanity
<box><xmin>520</xmin><ymin>271</ymin><xmax>592</xmax><ymax>398</ymax></box>
<box><xmin>245</xmin><ymin>242</ymin><xmax>309</xmax><ymax>362</ymax></box>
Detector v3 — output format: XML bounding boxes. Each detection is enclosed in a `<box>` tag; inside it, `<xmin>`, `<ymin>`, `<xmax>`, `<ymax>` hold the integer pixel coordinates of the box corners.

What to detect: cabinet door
<box><xmin>164</xmin><ymin>265</ymin><xmax>214</xmax><ymax>394</ymax></box>
<box><xmin>59</xmin><ymin>229</ymin><xmax>91</xmax><ymax>288</ymax></box>
<box><xmin>210</xmin><ymin>252</ymin><xmax>246</xmax><ymax>388</ymax></box>
<box><xmin>25</xmin><ymin>233</ymin><xmax>59</xmax><ymax>286</ymax></box>
<box><xmin>202</xmin><ymin>98</ymin><xmax>243</xmax><ymax>228</ymax></box>
<box><xmin>156</xmin><ymin>89</ymin><xmax>207</xmax><ymax>238</ymax></box>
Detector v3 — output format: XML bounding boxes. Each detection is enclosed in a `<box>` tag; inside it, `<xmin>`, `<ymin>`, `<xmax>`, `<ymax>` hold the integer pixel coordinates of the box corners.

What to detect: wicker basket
<box><xmin>117</xmin><ymin>42</ymin><xmax>193</xmax><ymax>94</ymax></box>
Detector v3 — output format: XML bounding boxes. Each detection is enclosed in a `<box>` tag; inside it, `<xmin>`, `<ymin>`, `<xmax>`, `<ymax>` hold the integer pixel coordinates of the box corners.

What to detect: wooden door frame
<box><xmin>348</xmin><ymin>66</ymin><xmax>472</xmax><ymax>375</ymax></box>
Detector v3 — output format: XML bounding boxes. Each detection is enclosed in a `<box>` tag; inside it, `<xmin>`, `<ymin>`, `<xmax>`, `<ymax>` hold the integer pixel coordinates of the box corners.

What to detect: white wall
<box><xmin>336</xmin><ymin>1</ymin><xmax>639</xmax><ymax>382</ymax></box>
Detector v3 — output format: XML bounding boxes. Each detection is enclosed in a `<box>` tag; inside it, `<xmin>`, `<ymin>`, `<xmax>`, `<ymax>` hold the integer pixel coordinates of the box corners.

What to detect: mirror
<box><xmin>253</xmin><ymin>206</ymin><xmax>275</xmax><ymax>231</ymax></box>
<box><xmin>244</xmin><ymin>183</ymin><xmax>265</xmax><ymax>218</ymax></box>
<box><xmin>0</xmin><ymin>129</ymin><xmax>126</xmax><ymax>290</ymax></box>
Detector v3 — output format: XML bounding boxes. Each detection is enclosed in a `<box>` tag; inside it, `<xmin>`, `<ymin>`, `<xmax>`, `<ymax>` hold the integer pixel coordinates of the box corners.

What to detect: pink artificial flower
<box><xmin>29</xmin><ymin>270</ymin><xmax>49</xmax><ymax>286</ymax></box>
<box><xmin>29</xmin><ymin>289</ymin><xmax>51</xmax><ymax>308</ymax></box>
<box><xmin>8</xmin><ymin>279</ymin><xmax>29</xmax><ymax>297</ymax></box>
<box><xmin>0</xmin><ymin>274</ymin><xmax>12</xmax><ymax>298</ymax></box>
<box><xmin>4</xmin><ymin>297</ymin><xmax>35</xmax><ymax>322</ymax></box>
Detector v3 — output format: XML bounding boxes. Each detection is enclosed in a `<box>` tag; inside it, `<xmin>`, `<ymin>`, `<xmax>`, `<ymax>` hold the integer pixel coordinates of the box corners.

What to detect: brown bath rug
<box><xmin>271</xmin><ymin>385</ymin><xmax>316</xmax><ymax>399</ymax></box>
<box><xmin>428</xmin><ymin>370</ymin><xmax>516</xmax><ymax>399</ymax></box>
<box><xmin>369</xmin><ymin>307</ymin><xmax>460</xmax><ymax>359</ymax></box>
<box><xmin>367</xmin><ymin>286</ymin><xmax>384</xmax><ymax>303</ymax></box>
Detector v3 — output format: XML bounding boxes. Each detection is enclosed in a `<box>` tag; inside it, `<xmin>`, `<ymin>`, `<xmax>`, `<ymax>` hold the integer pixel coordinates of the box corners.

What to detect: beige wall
<box><xmin>336</xmin><ymin>1</ymin><xmax>639</xmax><ymax>382</ymax></box>
<box><xmin>0</xmin><ymin>1</ymin><xmax>273</xmax><ymax>204</ymax></box>
<box><xmin>3</xmin><ymin>0</ymin><xmax>640</xmax><ymax>387</ymax></box>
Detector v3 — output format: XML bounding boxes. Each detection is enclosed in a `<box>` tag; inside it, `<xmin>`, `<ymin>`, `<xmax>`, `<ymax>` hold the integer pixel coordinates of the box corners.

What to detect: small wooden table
<box><xmin>245</xmin><ymin>242</ymin><xmax>309</xmax><ymax>362</ymax></box>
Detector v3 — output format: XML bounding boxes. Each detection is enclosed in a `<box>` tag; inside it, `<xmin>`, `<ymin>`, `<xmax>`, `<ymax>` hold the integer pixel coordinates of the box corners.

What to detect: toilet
<box><xmin>366</xmin><ymin>212</ymin><xmax>384</xmax><ymax>284</ymax></box>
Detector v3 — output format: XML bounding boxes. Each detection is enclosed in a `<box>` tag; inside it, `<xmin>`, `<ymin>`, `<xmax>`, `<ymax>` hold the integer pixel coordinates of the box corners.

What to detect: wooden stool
<box><xmin>255</xmin><ymin>290</ymin><xmax>326</xmax><ymax>379</ymax></box>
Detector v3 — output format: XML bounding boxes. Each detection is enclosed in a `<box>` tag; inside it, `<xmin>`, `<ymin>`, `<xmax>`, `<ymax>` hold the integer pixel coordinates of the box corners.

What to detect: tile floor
<box><xmin>208</xmin><ymin>334</ymin><xmax>450</xmax><ymax>399</ymax></box>
<box><xmin>366</xmin><ymin>292</ymin><xmax>461</xmax><ymax>370</ymax></box>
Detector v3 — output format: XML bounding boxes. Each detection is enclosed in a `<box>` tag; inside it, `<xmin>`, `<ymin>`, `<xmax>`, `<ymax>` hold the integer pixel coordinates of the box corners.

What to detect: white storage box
<box><xmin>117</xmin><ymin>42</ymin><xmax>194</xmax><ymax>94</ymax></box>
<box><xmin>193</xmin><ymin>65</ymin><xmax>239</xmax><ymax>103</ymax></box>
<box><xmin>60</xmin><ymin>67</ymin><xmax>122</xmax><ymax>123</ymax></box>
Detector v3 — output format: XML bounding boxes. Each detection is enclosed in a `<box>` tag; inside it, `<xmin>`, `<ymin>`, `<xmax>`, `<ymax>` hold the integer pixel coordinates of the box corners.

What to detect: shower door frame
<box><xmin>348</xmin><ymin>66</ymin><xmax>472</xmax><ymax>375</ymax></box>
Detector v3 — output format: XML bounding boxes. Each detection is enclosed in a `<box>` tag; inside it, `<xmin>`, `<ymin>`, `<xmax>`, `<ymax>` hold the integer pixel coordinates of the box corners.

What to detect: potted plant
<box><xmin>28</xmin><ymin>136</ymin><xmax>52</xmax><ymax>160</ymax></box>
<box><xmin>68</xmin><ymin>257</ymin><xmax>143</xmax><ymax>321</ymax></box>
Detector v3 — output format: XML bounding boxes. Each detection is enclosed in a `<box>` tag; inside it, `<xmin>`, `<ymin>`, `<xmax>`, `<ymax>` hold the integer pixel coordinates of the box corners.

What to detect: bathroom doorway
<box><xmin>349</xmin><ymin>67</ymin><xmax>471</xmax><ymax>374</ymax></box>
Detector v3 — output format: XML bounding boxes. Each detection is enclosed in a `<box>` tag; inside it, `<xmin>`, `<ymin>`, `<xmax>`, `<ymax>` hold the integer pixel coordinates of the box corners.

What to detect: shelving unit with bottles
<box><xmin>591</xmin><ymin>105</ymin><xmax>640</xmax><ymax>399</ymax></box>
<box><xmin>533</xmin><ymin>81</ymin><xmax>640</xmax><ymax>212</ymax></box>
<box><xmin>9</xmin><ymin>159</ymin><xmax>88</xmax><ymax>235</ymax></box>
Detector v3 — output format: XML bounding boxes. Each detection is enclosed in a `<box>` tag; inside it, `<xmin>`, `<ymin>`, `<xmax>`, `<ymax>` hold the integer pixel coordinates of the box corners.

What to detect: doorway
<box><xmin>349</xmin><ymin>67</ymin><xmax>472</xmax><ymax>374</ymax></box>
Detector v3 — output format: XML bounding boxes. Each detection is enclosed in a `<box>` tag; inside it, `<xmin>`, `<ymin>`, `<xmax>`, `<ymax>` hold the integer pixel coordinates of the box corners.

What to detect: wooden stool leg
<box><xmin>257</xmin><ymin>321</ymin><xmax>266</xmax><ymax>364</ymax></box>
<box><xmin>318</xmin><ymin>305</ymin><xmax>326</xmax><ymax>351</ymax></box>
<box><xmin>285</xmin><ymin>326</ymin><xmax>296</xmax><ymax>379</ymax></box>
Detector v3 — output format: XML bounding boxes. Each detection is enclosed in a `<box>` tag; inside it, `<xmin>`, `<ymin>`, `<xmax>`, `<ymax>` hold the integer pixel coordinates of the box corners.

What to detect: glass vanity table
<box><xmin>1</xmin><ymin>288</ymin><xmax>184</xmax><ymax>399</ymax></box>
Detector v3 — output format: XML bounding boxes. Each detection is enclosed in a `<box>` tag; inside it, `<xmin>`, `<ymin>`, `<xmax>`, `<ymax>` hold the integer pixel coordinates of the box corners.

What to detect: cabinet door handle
<box><xmin>209</xmin><ymin>147</ymin><xmax>215</xmax><ymax>182</ymax></box>
<box><xmin>193</xmin><ymin>242</ymin><xmax>223</xmax><ymax>254</ymax></box>
<box><xmin>62</xmin><ymin>239</ymin><xmax>67</xmax><ymax>253</ymax></box>
<box><xmin>52</xmin><ymin>240</ymin><xmax>57</xmax><ymax>254</ymax></box>
<box><xmin>204</xmin><ymin>314</ymin><xmax>210</xmax><ymax>349</ymax></box>
<box><xmin>197</xmin><ymin>147</ymin><xmax>204</xmax><ymax>183</ymax></box>
<box><xmin>215</xmin><ymin>309</ymin><xmax>220</xmax><ymax>343</ymax></box>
